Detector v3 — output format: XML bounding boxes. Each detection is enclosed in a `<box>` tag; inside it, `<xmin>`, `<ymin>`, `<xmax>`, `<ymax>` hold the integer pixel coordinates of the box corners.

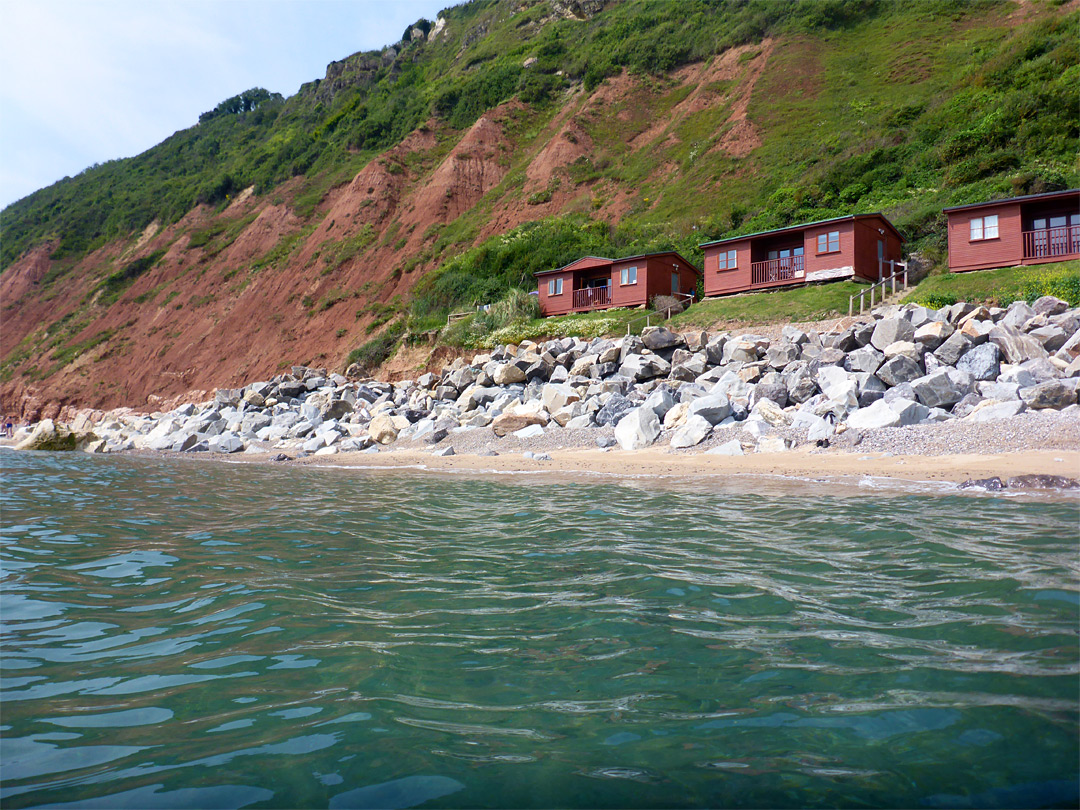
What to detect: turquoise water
<box><xmin>1</xmin><ymin>450</ymin><xmax>1077</xmax><ymax>809</ymax></box>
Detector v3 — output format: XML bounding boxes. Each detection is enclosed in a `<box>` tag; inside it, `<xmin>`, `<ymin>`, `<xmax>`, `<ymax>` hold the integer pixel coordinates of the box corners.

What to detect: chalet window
<box><xmin>547</xmin><ymin>278</ymin><xmax>563</xmax><ymax>295</ymax></box>
<box><xmin>970</xmin><ymin>215</ymin><xmax>999</xmax><ymax>241</ymax></box>
<box><xmin>716</xmin><ymin>249</ymin><xmax>737</xmax><ymax>270</ymax></box>
<box><xmin>817</xmin><ymin>231</ymin><xmax>840</xmax><ymax>254</ymax></box>
<box><xmin>620</xmin><ymin>266</ymin><xmax>638</xmax><ymax>285</ymax></box>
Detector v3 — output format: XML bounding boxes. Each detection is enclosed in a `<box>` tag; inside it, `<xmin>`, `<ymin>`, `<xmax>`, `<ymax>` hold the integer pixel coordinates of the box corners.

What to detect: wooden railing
<box><xmin>751</xmin><ymin>256</ymin><xmax>804</xmax><ymax>287</ymax></box>
<box><xmin>625</xmin><ymin>292</ymin><xmax>695</xmax><ymax>335</ymax></box>
<box><xmin>849</xmin><ymin>260</ymin><xmax>908</xmax><ymax>316</ymax></box>
<box><xmin>1023</xmin><ymin>225</ymin><xmax>1080</xmax><ymax>260</ymax></box>
<box><xmin>573</xmin><ymin>285</ymin><xmax>611</xmax><ymax>311</ymax></box>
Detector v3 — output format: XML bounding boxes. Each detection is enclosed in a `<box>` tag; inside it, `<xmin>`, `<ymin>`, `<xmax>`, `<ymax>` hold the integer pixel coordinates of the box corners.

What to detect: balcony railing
<box><xmin>750</xmin><ymin>256</ymin><xmax>805</xmax><ymax>287</ymax></box>
<box><xmin>572</xmin><ymin>285</ymin><xmax>611</xmax><ymax>311</ymax></box>
<box><xmin>1023</xmin><ymin>225</ymin><xmax>1080</xmax><ymax>260</ymax></box>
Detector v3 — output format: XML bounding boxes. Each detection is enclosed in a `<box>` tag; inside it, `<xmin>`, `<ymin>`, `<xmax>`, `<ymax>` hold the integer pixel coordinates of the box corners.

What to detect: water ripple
<box><xmin>1</xmin><ymin>450</ymin><xmax>1076</xmax><ymax>808</ymax></box>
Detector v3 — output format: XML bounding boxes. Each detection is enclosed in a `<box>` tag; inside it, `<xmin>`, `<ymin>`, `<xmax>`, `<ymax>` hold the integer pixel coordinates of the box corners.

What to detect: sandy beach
<box><xmin>286</xmin><ymin>443</ymin><xmax>1080</xmax><ymax>488</ymax></box>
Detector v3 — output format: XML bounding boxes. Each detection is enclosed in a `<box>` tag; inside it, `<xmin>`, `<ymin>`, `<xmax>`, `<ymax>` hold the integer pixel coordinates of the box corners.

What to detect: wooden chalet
<box><xmin>535</xmin><ymin>252</ymin><xmax>701</xmax><ymax>317</ymax></box>
<box><xmin>699</xmin><ymin>213</ymin><xmax>904</xmax><ymax>297</ymax></box>
<box><xmin>943</xmin><ymin>189</ymin><xmax>1080</xmax><ymax>273</ymax></box>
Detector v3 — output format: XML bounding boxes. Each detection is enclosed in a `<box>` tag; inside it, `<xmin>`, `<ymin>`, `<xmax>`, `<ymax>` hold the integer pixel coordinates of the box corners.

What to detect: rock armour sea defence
<box><xmin>14</xmin><ymin>297</ymin><xmax>1080</xmax><ymax>459</ymax></box>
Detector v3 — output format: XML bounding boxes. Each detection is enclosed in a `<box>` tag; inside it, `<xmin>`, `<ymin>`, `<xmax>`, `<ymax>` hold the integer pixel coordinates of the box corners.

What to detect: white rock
<box><xmin>964</xmin><ymin>399</ymin><xmax>1026</xmax><ymax>422</ymax></box>
<box><xmin>513</xmin><ymin>424</ymin><xmax>545</xmax><ymax>439</ymax></box>
<box><xmin>756</xmin><ymin>435</ymin><xmax>789</xmax><ymax>453</ymax></box>
<box><xmin>706</xmin><ymin>439</ymin><xmax>745</xmax><ymax>456</ymax></box>
<box><xmin>614</xmin><ymin>407</ymin><xmax>661</xmax><ymax>450</ymax></box>
<box><xmin>847</xmin><ymin>399</ymin><xmax>902</xmax><ymax>430</ymax></box>
<box><xmin>669</xmin><ymin>415</ymin><xmax>713</xmax><ymax>449</ymax></box>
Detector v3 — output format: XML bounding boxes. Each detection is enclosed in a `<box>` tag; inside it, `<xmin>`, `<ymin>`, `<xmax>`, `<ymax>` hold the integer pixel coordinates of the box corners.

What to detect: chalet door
<box><xmin>671</xmin><ymin>271</ymin><xmax>679</xmax><ymax>294</ymax></box>
<box><xmin>1033</xmin><ymin>218</ymin><xmax>1048</xmax><ymax>256</ymax></box>
<box><xmin>878</xmin><ymin>239</ymin><xmax>885</xmax><ymax>279</ymax></box>
<box><xmin>1049</xmin><ymin>215</ymin><xmax>1068</xmax><ymax>255</ymax></box>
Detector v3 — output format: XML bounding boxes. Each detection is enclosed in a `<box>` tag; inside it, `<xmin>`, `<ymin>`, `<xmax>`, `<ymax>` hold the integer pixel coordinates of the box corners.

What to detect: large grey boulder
<box><xmin>854</xmin><ymin>372</ymin><xmax>887</xmax><ymax>407</ymax></box>
<box><xmin>241</xmin><ymin>412</ymin><xmax>272</xmax><ymax>434</ymax></box>
<box><xmin>643</xmin><ymin>387</ymin><xmax>676</xmax><ymax>420</ymax></box>
<box><xmin>1028</xmin><ymin>325</ymin><xmax>1069</xmax><ymax>352</ymax></box>
<box><xmin>847</xmin><ymin>399</ymin><xmax>902</xmax><ymax>430</ymax></box>
<box><xmin>595</xmin><ymin>393</ymin><xmax>637</xmax><ymax>427</ymax></box>
<box><xmin>883</xmin><ymin>341</ymin><xmax>924</xmax><ymax>364</ymax></box>
<box><xmin>669</xmin><ymin>414</ymin><xmax>713</xmax><ymax>449</ymax></box>
<box><xmin>934</xmin><ymin>331</ymin><xmax>974</xmax><ymax>366</ymax></box>
<box><xmin>870</xmin><ymin>318</ymin><xmax>916</xmax><ymax>350</ymax></box>
<box><xmin>900</xmin><ymin>304</ymin><xmax>935</xmax><ymax>327</ymax></box>
<box><xmin>845</xmin><ymin>345</ymin><xmax>884</xmax><ymax>374</ymax></box>
<box><xmin>669</xmin><ymin>353</ymin><xmax>707</xmax><ymax>382</ymax></box>
<box><xmin>1001</xmin><ymin>301</ymin><xmax>1036</xmax><ymax>330</ymax></box>
<box><xmin>782</xmin><ymin>363</ymin><xmax>818</xmax><ymax>403</ymax></box>
<box><xmin>876</xmin><ymin>355</ymin><xmax>923</xmax><ymax>388</ymax></box>
<box><xmin>640</xmin><ymin>326</ymin><xmax>683</xmax><ymax>351</ymax></box>
<box><xmin>913</xmin><ymin>321</ymin><xmax>954</xmax><ymax>351</ymax></box>
<box><xmin>704</xmin><ymin>334</ymin><xmax>728</xmax><ymax>365</ymax></box>
<box><xmin>724</xmin><ymin>336</ymin><xmax>764</xmax><ymax>364</ymax></box>
<box><xmin>1020</xmin><ymin>380</ymin><xmax>1076</xmax><ymax>410</ymax></box>
<box><xmin>1019</xmin><ymin>358</ymin><xmax>1062</xmax><ymax>383</ymax></box>
<box><xmin>682</xmin><ymin>331</ymin><xmax>708</xmax><ymax>352</ymax></box>
<box><xmin>619</xmin><ymin>354</ymin><xmax>671</xmax><ymax>381</ymax></box>
<box><xmin>614</xmin><ymin>407</ymin><xmax>662</xmax><ymax>450</ymax></box>
<box><xmin>710</xmin><ymin>371</ymin><xmax>753</xmax><ymax>401</ymax></box>
<box><xmin>1054</xmin><ymin>328</ymin><xmax>1080</xmax><ymax>362</ymax></box>
<box><xmin>909</xmin><ymin>368</ymin><xmax>973</xmax><ymax>409</ymax></box>
<box><xmin>782</xmin><ymin>325</ymin><xmax>809</xmax><ymax>345</ymax></box>
<box><xmin>889</xmin><ymin>398</ymin><xmax>932</xmax><ymax>426</ymax></box>
<box><xmin>958</xmin><ymin>319</ymin><xmax>993</xmax><ymax>345</ymax></box>
<box><xmin>687</xmin><ymin>394</ymin><xmax>732</xmax><ymax>425</ymax></box>
<box><xmin>989</xmin><ymin>324</ymin><xmax>1047</xmax><ymax>365</ymax></box>
<box><xmin>955</xmin><ymin>342</ymin><xmax>1001</xmax><ymax>381</ymax></box>
<box><xmin>210</xmin><ymin>433</ymin><xmax>245</xmax><ymax>454</ymax></box>
<box><xmin>493</xmin><ymin>363</ymin><xmax>527</xmax><ymax>385</ymax></box>
<box><xmin>964</xmin><ymin>400</ymin><xmax>1027</xmax><ymax>422</ymax></box>
<box><xmin>215</xmin><ymin>388</ymin><xmax>242</xmax><ymax>407</ymax></box>
<box><xmin>977</xmin><ymin>381</ymin><xmax>1021</xmax><ymax>401</ymax></box>
<box><xmin>1032</xmin><ymin>295</ymin><xmax>1069</xmax><ymax>317</ymax></box>
<box><xmin>751</xmin><ymin>382</ymin><xmax>789</xmax><ymax>409</ymax></box>
<box><xmin>541</xmin><ymin>383</ymin><xmax>579</xmax><ymax>413</ymax></box>
<box><xmin>766</xmin><ymin>342</ymin><xmax>800</xmax><ymax>369</ymax></box>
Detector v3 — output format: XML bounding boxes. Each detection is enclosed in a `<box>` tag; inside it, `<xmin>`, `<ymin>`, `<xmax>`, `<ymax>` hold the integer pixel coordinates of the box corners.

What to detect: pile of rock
<box><xmin>21</xmin><ymin>296</ymin><xmax>1080</xmax><ymax>457</ymax></box>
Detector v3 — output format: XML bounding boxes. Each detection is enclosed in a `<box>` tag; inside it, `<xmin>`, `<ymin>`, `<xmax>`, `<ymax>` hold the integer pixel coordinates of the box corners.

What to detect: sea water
<box><xmin>1</xmin><ymin>450</ymin><xmax>1077</xmax><ymax>809</ymax></box>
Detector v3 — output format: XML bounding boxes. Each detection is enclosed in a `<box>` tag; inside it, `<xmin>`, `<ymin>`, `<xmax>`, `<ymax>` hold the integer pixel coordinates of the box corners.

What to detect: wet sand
<box><xmin>291</xmin><ymin>445</ymin><xmax>1080</xmax><ymax>489</ymax></box>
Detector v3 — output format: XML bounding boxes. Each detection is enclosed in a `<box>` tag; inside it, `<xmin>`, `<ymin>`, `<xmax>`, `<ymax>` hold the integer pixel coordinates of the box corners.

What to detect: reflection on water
<box><xmin>1</xmin><ymin>450</ymin><xmax>1077</xmax><ymax>808</ymax></box>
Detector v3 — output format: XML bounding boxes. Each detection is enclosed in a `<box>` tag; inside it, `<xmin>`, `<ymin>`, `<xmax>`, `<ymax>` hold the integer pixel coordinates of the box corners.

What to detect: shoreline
<box><xmin>283</xmin><ymin>445</ymin><xmax>1080</xmax><ymax>487</ymax></box>
<box><xmin>45</xmin><ymin>442</ymin><xmax>1074</xmax><ymax>497</ymax></box>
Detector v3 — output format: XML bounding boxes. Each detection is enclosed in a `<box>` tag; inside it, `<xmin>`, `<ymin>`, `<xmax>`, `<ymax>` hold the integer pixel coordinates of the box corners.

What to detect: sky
<box><xmin>0</xmin><ymin>0</ymin><xmax>449</xmax><ymax>209</ymax></box>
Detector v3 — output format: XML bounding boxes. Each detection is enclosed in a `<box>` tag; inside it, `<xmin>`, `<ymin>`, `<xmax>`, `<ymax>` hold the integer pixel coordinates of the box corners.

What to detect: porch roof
<box><xmin>535</xmin><ymin>250</ymin><xmax>702</xmax><ymax>278</ymax></box>
<box><xmin>700</xmin><ymin>213</ymin><xmax>903</xmax><ymax>248</ymax></box>
<box><xmin>534</xmin><ymin>256</ymin><xmax>613</xmax><ymax>278</ymax></box>
<box><xmin>942</xmin><ymin>188</ymin><xmax>1079</xmax><ymax>214</ymax></box>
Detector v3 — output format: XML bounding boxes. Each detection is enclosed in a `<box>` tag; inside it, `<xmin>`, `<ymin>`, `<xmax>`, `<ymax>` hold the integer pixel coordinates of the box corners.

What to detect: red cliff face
<box><xmin>1</xmin><ymin>58</ymin><xmax>774</xmax><ymax>421</ymax></box>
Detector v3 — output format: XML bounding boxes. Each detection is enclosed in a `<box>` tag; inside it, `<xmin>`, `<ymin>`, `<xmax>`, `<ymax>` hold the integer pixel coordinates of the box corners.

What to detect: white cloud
<box><xmin>0</xmin><ymin>0</ymin><xmax>448</xmax><ymax>208</ymax></box>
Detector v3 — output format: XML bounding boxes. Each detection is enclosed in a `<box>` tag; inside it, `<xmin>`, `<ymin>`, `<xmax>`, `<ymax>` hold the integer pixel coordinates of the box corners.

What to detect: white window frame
<box><xmin>620</xmin><ymin>266</ymin><xmax>638</xmax><ymax>285</ymax></box>
<box><xmin>717</xmin><ymin>249</ymin><xmax>737</xmax><ymax>270</ymax></box>
<box><xmin>817</xmin><ymin>230</ymin><xmax>840</xmax><ymax>254</ymax></box>
<box><xmin>970</xmin><ymin>214</ymin><xmax>999</xmax><ymax>241</ymax></box>
<box><xmin>547</xmin><ymin>278</ymin><xmax>563</xmax><ymax>296</ymax></box>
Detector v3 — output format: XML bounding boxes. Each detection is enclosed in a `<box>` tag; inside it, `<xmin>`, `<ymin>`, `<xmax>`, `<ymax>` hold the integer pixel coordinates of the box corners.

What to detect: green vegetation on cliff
<box><xmin>7</xmin><ymin>0</ymin><xmax>1074</xmax><ymax>274</ymax></box>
